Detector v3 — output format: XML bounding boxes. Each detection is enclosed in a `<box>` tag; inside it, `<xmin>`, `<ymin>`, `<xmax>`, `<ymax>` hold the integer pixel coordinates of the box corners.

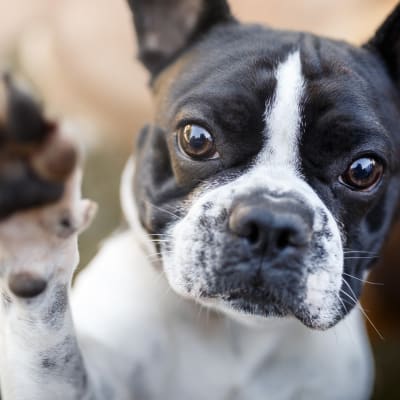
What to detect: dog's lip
<box><xmin>199</xmin><ymin>284</ymin><xmax>303</xmax><ymax>314</ymax></box>
<box><xmin>198</xmin><ymin>286</ymin><xmax>343</xmax><ymax>330</ymax></box>
<box><xmin>200</xmin><ymin>285</ymin><xmax>275</xmax><ymax>302</ymax></box>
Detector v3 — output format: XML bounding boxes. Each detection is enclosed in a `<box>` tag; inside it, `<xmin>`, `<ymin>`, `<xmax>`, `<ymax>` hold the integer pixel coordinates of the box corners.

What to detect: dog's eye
<box><xmin>177</xmin><ymin>124</ymin><xmax>218</xmax><ymax>160</ymax></box>
<box><xmin>340</xmin><ymin>157</ymin><xmax>383</xmax><ymax>191</ymax></box>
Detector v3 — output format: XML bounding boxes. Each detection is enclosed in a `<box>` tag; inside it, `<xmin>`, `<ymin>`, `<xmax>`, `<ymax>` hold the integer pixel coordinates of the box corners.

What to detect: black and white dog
<box><xmin>0</xmin><ymin>1</ymin><xmax>400</xmax><ymax>399</ymax></box>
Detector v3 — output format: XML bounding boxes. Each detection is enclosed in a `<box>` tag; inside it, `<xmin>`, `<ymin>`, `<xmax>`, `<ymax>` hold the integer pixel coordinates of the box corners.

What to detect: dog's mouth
<box><xmin>212</xmin><ymin>285</ymin><xmax>280</xmax><ymax>303</ymax></box>
<box><xmin>160</xmin><ymin>234</ymin><xmax>344</xmax><ymax>330</ymax></box>
<box><xmin>194</xmin><ymin>276</ymin><xmax>344</xmax><ymax>330</ymax></box>
<box><xmin>198</xmin><ymin>283</ymin><xmax>297</xmax><ymax>318</ymax></box>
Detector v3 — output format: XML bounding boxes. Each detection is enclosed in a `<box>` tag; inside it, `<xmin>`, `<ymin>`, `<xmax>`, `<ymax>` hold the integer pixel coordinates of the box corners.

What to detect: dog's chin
<box><xmin>189</xmin><ymin>288</ymin><xmax>344</xmax><ymax>331</ymax></box>
<box><xmin>161</xmin><ymin>250</ymin><xmax>345</xmax><ymax>331</ymax></box>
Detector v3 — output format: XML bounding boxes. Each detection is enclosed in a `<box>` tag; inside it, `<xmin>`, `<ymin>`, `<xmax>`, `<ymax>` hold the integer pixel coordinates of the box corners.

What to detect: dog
<box><xmin>0</xmin><ymin>1</ymin><xmax>399</xmax><ymax>399</ymax></box>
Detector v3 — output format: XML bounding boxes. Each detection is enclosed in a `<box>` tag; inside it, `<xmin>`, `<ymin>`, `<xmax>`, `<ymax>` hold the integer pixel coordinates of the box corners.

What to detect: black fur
<box><xmin>367</xmin><ymin>4</ymin><xmax>400</xmax><ymax>85</ymax></box>
<box><xmin>0</xmin><ymin>78</ymin><xmax>63</xmax><ymax>220</ymax></box>
<box><xmin>128</xmin><ymin>1</ymin><xmax>400</xmax><ymax>327</ymax></box>
<box><xmin>126</xmin><ymin>0</ymin><xmax>234</xmax><ymax>76</ymax></box>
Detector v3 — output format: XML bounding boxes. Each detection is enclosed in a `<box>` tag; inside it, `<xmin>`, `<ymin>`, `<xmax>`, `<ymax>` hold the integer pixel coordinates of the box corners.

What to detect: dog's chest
<box><xmin>126</xmin><ymin>312</ymin><xmax>299</xmax><ymax>400</ymax></box>
<box><xmin>72</xmin><ymin>232</ymin><xmax>372</xmax><ymax>400</ymax></box>
<box><xmin>156</xmin><ymin>315</ymin><xmax>283</xmax><ymax>399</ymax></box>
<box><xmin>123</xmin><ymin>303</ymin><xmax>370</xmax><ymax>400</ymax></box>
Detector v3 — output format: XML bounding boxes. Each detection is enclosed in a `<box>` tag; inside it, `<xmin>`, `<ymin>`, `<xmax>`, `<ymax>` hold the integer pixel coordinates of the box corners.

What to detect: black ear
<box><xmin>126</xmin><ymin>0</ymin><xmax>234</xmax><ymax>77</ymax></box>
<box><xmin>366</xmin><ymin>4</ymin><xmax>400</xmax><ymax>85</ymax></box>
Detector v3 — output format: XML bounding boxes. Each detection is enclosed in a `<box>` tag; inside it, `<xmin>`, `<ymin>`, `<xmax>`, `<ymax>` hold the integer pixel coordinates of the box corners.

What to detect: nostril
<box><xmin>276</xmin><ymin>229</ymin><xmax>293</xmax><ymax>250</ymax></box>
<box><xmin>246</xmin><ymin>222</ymin><xmax>260</xmax><ymax>245</ymax></box>
<box><xmin>229</xmin><ymin>202</ymin><xmax>313</xmax><ymax>254</ymax></box>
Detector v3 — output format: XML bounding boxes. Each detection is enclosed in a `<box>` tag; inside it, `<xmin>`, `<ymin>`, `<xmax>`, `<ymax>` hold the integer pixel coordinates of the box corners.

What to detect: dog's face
<box><xmin>127</xmin><ymin>0</ymin><xmax>400</xmax><ymax>329</ymax></box>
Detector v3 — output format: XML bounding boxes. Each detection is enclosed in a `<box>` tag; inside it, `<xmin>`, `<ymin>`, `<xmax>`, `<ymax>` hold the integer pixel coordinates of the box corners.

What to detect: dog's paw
<box><xmin>0</xmin><ymin>76</ymin><xmax>96</xmax><ymax>299</ymax></box>
<box><xmin>0</xmin><ymin>75</ymin><xmax>78</xmax><ymax>220</ymax></box>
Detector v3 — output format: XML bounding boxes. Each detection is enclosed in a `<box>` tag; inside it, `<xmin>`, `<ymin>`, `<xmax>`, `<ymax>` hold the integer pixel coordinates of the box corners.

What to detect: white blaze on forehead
<box><xmin>260</xmin><ymin>51</ymin><xmax>304</xmax><ymax>171</ymax></box>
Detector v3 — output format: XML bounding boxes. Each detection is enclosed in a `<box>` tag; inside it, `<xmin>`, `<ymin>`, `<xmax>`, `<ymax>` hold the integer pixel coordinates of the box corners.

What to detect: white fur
<box><xmin>260</xmin><ymin>51</ymin><xmax>304</xmax><ymax>170</ymax></box>
<box><xmin>71</xmin><ymin>228</ymin><xmax>373</xmax><ymax>400</ymax></box>
<box><xmin>0</xmin><ymin>171</ymin><xmax>97</xmax><ymax>399</ymax></box>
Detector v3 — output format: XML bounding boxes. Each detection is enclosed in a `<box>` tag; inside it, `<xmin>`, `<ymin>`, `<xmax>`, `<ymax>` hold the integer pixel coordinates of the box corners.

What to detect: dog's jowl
<box><xmin>1</xmin><ymin>1</ymin><xmax>400</xmax><ymax>400</ymax></box>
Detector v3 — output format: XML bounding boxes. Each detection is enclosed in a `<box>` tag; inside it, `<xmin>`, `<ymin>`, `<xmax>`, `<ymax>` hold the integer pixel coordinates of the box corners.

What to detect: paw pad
<box><xmin>8</xmin><ymin>272</ymin><xmax>47</xmax><ymax>298</ymax></box>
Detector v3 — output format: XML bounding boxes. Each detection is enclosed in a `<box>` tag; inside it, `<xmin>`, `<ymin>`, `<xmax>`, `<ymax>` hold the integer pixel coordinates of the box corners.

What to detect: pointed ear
<box><xmin>126</xmin><ymin>0</ymin><xmax>233</xmax><ymax>77</ymax></box>
<box><xmin>366</xmin><ymin>4</ymin><xmax>400</xmax><ymax>84</ymax></box>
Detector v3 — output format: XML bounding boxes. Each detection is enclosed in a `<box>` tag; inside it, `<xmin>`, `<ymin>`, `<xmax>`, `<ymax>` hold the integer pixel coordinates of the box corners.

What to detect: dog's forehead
<box><xmin>151</xmin><ymin>23</ymin><xmax>400</xmax><ymax>183</ymax></box>
<box><xmin>160</xmin><ymin>24</ymin><xmax>396</xmax><ymax>131</ymax></box>
<box><xmin>166</xmin><ymin>27</ymin><xmax>344</xmax><ymax>94</ymax></box>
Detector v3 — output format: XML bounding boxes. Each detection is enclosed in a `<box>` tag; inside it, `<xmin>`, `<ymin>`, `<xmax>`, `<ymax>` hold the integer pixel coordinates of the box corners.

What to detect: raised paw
<box><xmin>0</xmin><ymin>75</ymin><xmax>79</xmax><ymax>221</ymax></box>
<box><xmin>0</xmin><ymin>75</ymin><xmax>96</xmax><ymax>300</ymax></box>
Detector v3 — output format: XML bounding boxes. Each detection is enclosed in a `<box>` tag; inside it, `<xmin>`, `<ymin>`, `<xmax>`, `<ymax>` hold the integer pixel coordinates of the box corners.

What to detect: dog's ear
<box><xmin>366</xmin><ymin>4</ymin><xmax>400</xmax><ymax>85</ymax></box>
<box><xmin>126</xmin><ymin>0</ymin><xmax>233</xmax><ymax>77</ymax></box>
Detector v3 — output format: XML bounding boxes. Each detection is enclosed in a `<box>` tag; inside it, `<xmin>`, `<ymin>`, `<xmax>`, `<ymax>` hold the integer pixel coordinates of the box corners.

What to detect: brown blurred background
<box><xmin>0</xmin><ymin>0</ymin><xmax>399</xmax><ymax>398</ymax></box>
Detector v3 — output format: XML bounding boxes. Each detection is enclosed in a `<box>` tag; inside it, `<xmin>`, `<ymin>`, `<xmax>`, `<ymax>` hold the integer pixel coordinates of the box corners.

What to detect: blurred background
<box><xmin>0</xmin><ymin>0</ymin><xmax>398</xmax><ymax>398</ymax></box>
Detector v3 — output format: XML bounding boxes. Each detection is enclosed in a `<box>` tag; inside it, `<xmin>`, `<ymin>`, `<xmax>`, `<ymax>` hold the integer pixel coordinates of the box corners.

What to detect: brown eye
<box><xmin>340</xmin><ymin>157</ymin><xmax>383</xmax><ymax>191</ymax></box>
<box><xmin>177</xmin><ymin>124</ymin><xmax>218</xmax><ymax>160</ymax></box>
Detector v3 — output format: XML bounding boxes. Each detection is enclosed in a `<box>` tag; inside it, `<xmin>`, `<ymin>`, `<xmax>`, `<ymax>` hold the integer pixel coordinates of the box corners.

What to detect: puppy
<box><xmin>0</xmin><ymin>1</ymin><xmax>400</xmax><ymax>399</ymax></box>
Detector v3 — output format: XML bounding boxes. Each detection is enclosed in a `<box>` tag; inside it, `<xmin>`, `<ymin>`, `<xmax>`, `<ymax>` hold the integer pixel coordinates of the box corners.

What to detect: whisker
<box><xmin>147</xmin><ymin>233</ymin><xmax>174</xmax><ymax>237</ymax></box>
<box><xmin>341</xmin><ymin>280</ymin><xmax>360</xmax><ymax>305</ymax></box>
<box><xmin>145</xmin><ymin>250</ymin><xmax>174</xmax><ymax>260</ymax></box>
<box><xmin>357</xmin><ymin>304</ymin><xmax>384</xmax><ymax>340</ymax></box>
<box><xmin>340</xmin><ymin>286</ymin><xmax>384</xmax><ymax>340</ymax></box>
<box><xmin>343</xmin><ymin>249</ymin><xmax>378</xmax><ymax>255</ymax></box>
<box><xmin>343</xmin><ymin>252</ymin><xmax>378</xmax><ymax>256</ymax></box>
<box><xmin>335</xmin><ymin>291</ymin><xmax>348</xmax><ymax>312</ymax></box>
<box><xmin>146</xmin><ymin>252</ymin><xmax>171</xmax><ymax>258</ymax></box>
<box><xmin>339</xmin><ymin>288</ymin><xmax>357</xmax><ymax>306</ymax></box>
<box><xmin>145</xmin><ymin>201</ymin><xmax>180</xmax><ymax>219</ymax></box>
<box><xmin>342</xmin><ymin>272</ymin><xmax>384</xmax><ymax>286</ymax></box>
<box><xmin>334</xmin><ymin>292</ymin><xmax>359</xmax><ymax>345</ymax></box>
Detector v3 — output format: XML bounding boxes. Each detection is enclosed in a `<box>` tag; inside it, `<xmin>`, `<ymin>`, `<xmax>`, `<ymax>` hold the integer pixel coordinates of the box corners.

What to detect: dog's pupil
<box><xmin>348</xmin><ymin>157</ymin><xmax>381</xmax><ymax>188</ymax></box>
<box><xmin>181</xmin><ymin>124</ymin><xmax>215</xmax><ymax>158</ymax></box>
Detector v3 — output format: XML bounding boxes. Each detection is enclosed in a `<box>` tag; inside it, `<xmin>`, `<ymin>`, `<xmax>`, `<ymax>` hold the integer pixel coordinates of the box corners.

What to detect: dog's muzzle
<box><xmin>213</xmin><ymin>195</ymin><xmax>315</xmax><ymax>293</ymax></box>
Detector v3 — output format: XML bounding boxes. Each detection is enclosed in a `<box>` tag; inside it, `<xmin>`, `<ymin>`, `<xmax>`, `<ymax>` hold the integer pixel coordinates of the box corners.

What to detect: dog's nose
<box><xmin>228</xmin><ymin>198</ymin><xmax>313</xmax><ymax>256</ymax></box>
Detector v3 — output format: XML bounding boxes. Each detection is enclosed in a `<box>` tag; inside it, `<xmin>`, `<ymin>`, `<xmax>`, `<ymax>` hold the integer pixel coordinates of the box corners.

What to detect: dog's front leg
<box><xmin>0</xmin><ymin>172</ymin><xmax>98</xmax><ymax>400</ymax></box>
<box><xmin>0</xmin><ymin>80</ymin><xmax>130</xmax><ymax>400</ymax></box>
<box><xmin>0</xmin><ymin>179</ymin><xmax>130</xmax><ymax>400</ymax></box>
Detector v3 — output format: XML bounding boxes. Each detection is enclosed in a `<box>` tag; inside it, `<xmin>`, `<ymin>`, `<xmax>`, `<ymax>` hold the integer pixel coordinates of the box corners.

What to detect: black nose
<box><xmin>228</xmin><ymin>198</ymin><xmax>313</xmax><ymax>256</ymax></box>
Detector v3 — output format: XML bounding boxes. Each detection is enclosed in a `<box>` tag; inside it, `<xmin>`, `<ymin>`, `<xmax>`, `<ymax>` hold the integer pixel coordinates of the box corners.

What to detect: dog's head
<box><xmin>125</xmin><ymin>1</ymin><xmax>400</xmax><ymax>329</ymax></box>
